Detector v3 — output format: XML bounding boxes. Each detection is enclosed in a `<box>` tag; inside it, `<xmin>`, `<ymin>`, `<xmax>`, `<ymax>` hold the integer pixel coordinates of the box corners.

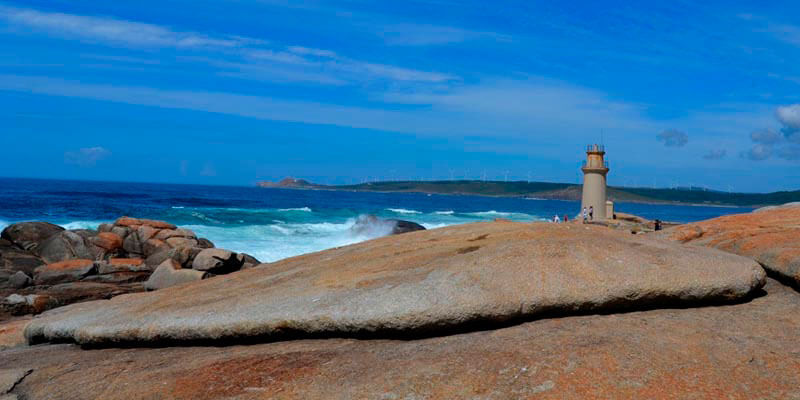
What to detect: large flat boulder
<box><xmin>4</xmin><ymin>278</ymin><xmax>800</xmax><ymax>399</ymax></box>
<box><xmin>24</xmin><ymin>221</ymin><xmax>765</xmax><ymax>346</ymax></box>
<box><xmin>657</xmin><ymin>204</ymin><xmax>800</xmax><ymax>285</ymax></box>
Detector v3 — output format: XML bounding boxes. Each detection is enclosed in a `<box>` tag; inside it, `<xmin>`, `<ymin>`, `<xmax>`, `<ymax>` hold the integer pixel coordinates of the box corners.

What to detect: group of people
<box><xmin>551</xmin><ymin>205</ymin><xmax>594</xmax><ymax>223</ymax></box>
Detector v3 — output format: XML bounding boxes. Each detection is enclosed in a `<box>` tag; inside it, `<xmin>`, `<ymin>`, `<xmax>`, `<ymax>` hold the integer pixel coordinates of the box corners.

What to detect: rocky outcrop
<box><xmin>24</xmin><ymin>221</ymin><xmax>763</xmax><ymax>346</ymax></box>
<box><xmin>33</xmin><ymin>259</ymin><xmax>97</xmax><ymax>286</ymax></box>
<box><xmin>657</xmin><ymin>204</ymin><xmax>800</xmax><ymax>285</ymax></box>
<box><xmin>350</xmin><ymin>214</ymin><xmax>426</xmax><ymax>237</ymax></box>
<box><xmin>388</xmin><ymin>219</ymin><xmax>426</xmax><ymax>234</ymax></box>
<box><xmin>0</xmin><ymin>217</ymin><xmax>256</xmax><ymax>319</ymax></box>
<box><xmin>2</xmin><ymin>277</ymin><xmax>799</xmax><ymax>399</ymax></box>
<box><xmin>0</xmin><ymin>222</ymin><xmax>63</xmax><ymax>253</ymax></box>
<box><xmin>144</xmin><ymin>260</ymin><xmax>208</xmax><ymax>291</ymax></box>
<box><xmin>191</xmin><ymin>249</ymin><xmax>244</xmax><ymax>274</ymax></box>
<box><xmin>0</xmin><ymin>240</ymin><xmax>43</xmax><ymax>276</ymax></box>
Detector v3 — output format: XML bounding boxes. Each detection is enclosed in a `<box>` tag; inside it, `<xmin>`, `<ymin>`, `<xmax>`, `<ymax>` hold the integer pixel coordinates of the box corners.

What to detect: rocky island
<box><xmin>1</xmin><ymin>205</ymin><xmax>800</xmax><ymax>398</ymax></box>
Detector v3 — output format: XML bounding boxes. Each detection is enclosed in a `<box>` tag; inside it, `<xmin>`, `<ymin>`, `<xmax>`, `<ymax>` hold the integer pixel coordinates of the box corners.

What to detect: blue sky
<box><xmin>1</xmin><ymin>0</ymin><xmax>799</xmax><ymax>192</ymax></box>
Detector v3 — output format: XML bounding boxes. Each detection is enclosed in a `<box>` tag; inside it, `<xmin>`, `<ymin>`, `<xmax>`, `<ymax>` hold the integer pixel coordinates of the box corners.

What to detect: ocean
<box><xmin>0</xmin><ymin>178</ymin><xmax>753</xmax><ymax>263</ymax></box>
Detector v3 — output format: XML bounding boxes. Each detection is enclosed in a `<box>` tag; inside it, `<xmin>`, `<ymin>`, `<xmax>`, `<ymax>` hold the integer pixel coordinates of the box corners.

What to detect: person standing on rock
<box><xmin>564</xmin><ymin>214</ymin><xmax>569</xmax><ymax>223</ymax></box>
<box><xmin>589</xmin><ymin>206</ymin><xmax>594</xmax><ymax>221</ymax></box>
<box><xmin>582</xmin><ymin>207</ymin><xmax>588</xmax><ymax>223</ymax></box>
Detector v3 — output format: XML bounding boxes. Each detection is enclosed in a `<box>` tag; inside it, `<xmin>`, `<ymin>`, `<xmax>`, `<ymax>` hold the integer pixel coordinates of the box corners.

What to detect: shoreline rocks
<box><xmin>24</xmin><ymin>221</ymin><xmax>764</xmax><ymax>346</ymax></box>
<box><xmin>0</xmin><ymin>216</ymin><xmax>258</xmax><ymax>319</ymax></box>
<box><xmin>657</xmin><ymin>203</ymin><xmax>800</xmax><ymax>286</ymax></box>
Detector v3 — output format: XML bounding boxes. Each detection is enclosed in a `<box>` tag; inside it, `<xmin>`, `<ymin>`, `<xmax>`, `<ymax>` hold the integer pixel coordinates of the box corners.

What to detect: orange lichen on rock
<box><xmin>114</xmin><ymin>217</ymin><xmax>176</xmax><ymax>230</ymax></box>
<box><xmin>108</xmin><ymin>258</ymin><xmax>144</xmax><ymax>266</ymax></box>
<box><xmin>44</xmin><ymin>259</ymin><xmax>94</xmax><ymax>271</ymax></box>
<box><xmin>658</xmin><ymin>204</ymin><xmax>800</xmax><ymax>284</ymax></box>
<box><xmin>91</xmin><ymin>232</ymin><xmax>123</xmax><ymax>250</ymax></box>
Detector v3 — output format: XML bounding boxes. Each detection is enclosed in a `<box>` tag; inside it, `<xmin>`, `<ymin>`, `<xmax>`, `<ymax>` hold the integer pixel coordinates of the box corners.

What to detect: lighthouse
<box><xmin>581</xmin><ymin>144</ymin><xmax>610</xmax><ymax>220</ymax></box>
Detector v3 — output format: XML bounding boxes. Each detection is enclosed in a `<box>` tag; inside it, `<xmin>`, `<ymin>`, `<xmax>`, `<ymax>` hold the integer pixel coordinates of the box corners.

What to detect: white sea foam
<box><xmin>422</xmin><ymin>223</ymin><xmax>450</xmax><ymax>229</ymax></box>
<box><xmin>468</xmin><ymin>210</ymin><xmax>512</xmax><ymax>217</ymax></box>
<box><xmin>386</xmin><ymin>208</ymin><xmax>421</xmax><ymax>214</ymax></box>
<box><xmin>278</xmin><ymin>207</ymin><xmax>312</xmax><ymax>212</ymax></box>
<box><xmin>60</xmin><ymin>220</ymin><xmax>104</xmax><ymax>230</ymax></box>
<box><xmin>0</xmin><ymin>219</ymin><xmax>8</xmax><ymax>232</ymax></box>
<box><xmin>434</xmin><ymin>210</ymin><xmax>454</xmax><ymax>215</ymax></box>
<box><xmin>185</xmin><ymin>218</ymin><xmax>391</xmax><ymax>263</ymax></box>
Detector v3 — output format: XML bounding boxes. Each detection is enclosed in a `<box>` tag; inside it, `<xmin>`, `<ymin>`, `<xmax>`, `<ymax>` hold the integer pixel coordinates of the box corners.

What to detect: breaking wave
<box><xmin>278</xmin><ymin>207</ymin><xmax>312</xmax><ymax>212</ymax></box>
<box><xmin>385</xmin><ymin>208</ymin><xmax>421</xmax><ymax>214</ymax></box>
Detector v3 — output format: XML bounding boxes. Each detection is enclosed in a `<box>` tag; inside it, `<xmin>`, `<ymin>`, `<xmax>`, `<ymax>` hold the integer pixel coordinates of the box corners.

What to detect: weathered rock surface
<box><xmin>25</xmin><ymin>221</ymin><xmax>764</xmax><ymax>346</ymax></box>
<box><xmin>0</xmin><ymin>216</ymin><xmax>229</xmax><ymax>320</ymax></box>
<box><xmin>89</xmin><ymin>232</ymin><xmax>123</xmax><ymax>251</ymax></box>
<box><xmin>350</xmin><ymin>214</ymin><xmax>426</xmax><ymax>237</ymax></box>
<box><xmin>389</xmin><ymin>219</ymin><xmax>427</xmax><ymax>234</ymax></box>
<box><xmin>658</xmin><ymin>204</ymin><xmax>800</xmax><ymax>285</ymax></box>
<box><xmin>33</xmin><ymin>259</ymin><xmax>96</xmax><ymax>286</ymax></box>
<box><xmin>143</xmin><ymin>260</ymin><xmax>208</xmax><ymax>291</ymax></box>
<box><xmin>37</xmin><ymin>231</ymin><xmax>93</xmax><ymax>264</ymax></box>
<box><xmin>191</xmin><ymin>248</ymin><xmax>244</xmax><ymax>273</ymax></box>
<box><xmin>6</xmin><ymin>273</ymin><xmax>30</xmax><ymax>290</ymax></box>
<box><xmin>0</xmin><ymin>368</ymin><xmax>31</xmax><ymax>396</ymax></box>
<box><xmin>0</xmin><ymin>222</ymin><xmax>63</xmax><ymax>252</ymax></box>
<box><xmin>3</xmin><ymin>278</ymin><xmax>800</xmax><ymax>399</ymax></box>
<box><xmin>0</xmin><ymin>244</ymin><xmax>43</xmax><ymax>276</ymax></box>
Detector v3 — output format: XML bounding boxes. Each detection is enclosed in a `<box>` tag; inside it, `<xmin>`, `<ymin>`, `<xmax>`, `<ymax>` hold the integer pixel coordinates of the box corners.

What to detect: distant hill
<box><xmin>256</xmin><ymin>177</ymin><xmax>314</xmax><ymax>188</ymax></box>
<box><xmin>257</xmin><ymin>178</ymin><xmax>800</xmax><ymax>207</ymax></box>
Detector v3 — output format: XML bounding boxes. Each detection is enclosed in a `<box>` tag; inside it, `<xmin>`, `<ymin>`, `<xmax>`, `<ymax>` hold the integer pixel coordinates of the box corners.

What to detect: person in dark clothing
<box><xmin>589</xmin><ymin>206</ymin><xmax>594</xmax><ymax>220</ymax></box>
<box><xmin>654</xmin><ymin>219</ymin><xmax>663</xmax><ymax>231</ymax></box>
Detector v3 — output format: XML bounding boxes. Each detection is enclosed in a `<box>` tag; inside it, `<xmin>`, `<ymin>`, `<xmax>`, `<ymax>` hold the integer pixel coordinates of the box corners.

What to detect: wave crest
<box><xmin>386</xmin><ymin>208</ymin><xmax>421</xmax><ymax>214</ymax></box>
<box><xmin>278</xmin><ymin>207</ymin><xmax>312</xmax><ymax>212</ymax></box>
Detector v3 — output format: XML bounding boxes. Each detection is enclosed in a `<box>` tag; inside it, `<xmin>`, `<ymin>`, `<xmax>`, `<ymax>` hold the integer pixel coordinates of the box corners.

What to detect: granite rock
<box><xmin>24</xmin><ymin>221</ymin><xmax>765</xmax><ymax>346</ymax></box>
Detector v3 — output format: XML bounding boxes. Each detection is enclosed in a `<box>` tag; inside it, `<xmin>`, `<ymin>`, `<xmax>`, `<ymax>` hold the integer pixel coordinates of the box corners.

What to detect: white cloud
<box><xmin>0</xmin><ymin>5</ymin><xmax>456</xmax><ymax>86</ymax></box>
<box><xmin>378</xmin><ymin>24</ymin><xmax>510</xmax><ymax>46</ymax></box>
<box><xmin>64</xmin><ymin>146</ymin><xmax>111</xmax><ymax>166</ymax></box>
<box><xmin>0</xmin><ymin>5</ymin><xmax>252</xmax><ymax>49</ymax></box>
<box><xmin>246</xmin><ymin>50</ymin><xmax>309</xmax><ymax>65</ymax></box>
<box><xmin>287</xmin><ymin>46</ymin><xmax>337</xmax><ymax>58</ymax></box>
<box><xmin>777</xmin><ymin>104</ymin><xmax>800</xmax><ymax>141</ymax></box>
<box><xmin>382</xmin><ymin>79</ymin><xmax>654</xmax><ymax>133</ymax></box>
<box><xmin>0</xmin><ymin>74</ymin><xmax>652</xmax><ymax>141</ymax></box>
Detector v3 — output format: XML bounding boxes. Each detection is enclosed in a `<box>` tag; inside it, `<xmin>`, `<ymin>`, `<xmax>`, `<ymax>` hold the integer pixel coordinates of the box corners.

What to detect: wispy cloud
<box><xmin>764</xmin><ymin>23</ymin><xmax>800</xmax><ymax>47</ymax></box>
<box><xmin>378</xmin><ymin>23</ymin><xmax>509</xmax><ymax>46</ymax></box>
<box><xmin>739</xmin><ymin>14</ymin><xmax>800</xmax><ymax>47</ymax></box>
<box><xmin>0</xmin><ymin>5</ymin><xmax>254</xmax><ymax>49</ymax></box>
<box><xmin>64</xmin><ymin>146</ymin><xmax>111</xmax><ymax>166</ymax></box>
<box><xmin>741</xmin><ymin>144</ymin><xmax>771</xmax><ymax>161</ymax></box>
<box><xmin>750</xmin><ymin>128</ymin><xmax>782</xmax><ymax>144</ymax></box>
<box><xmin>0</xmin><ymin>5</ymin><xmax>456</xmax><ymax>86</ymax></box>
<box><xmin>0</xmin><ymin>74</ymin><xmax>655</xmax><ymax>141</ymax></box>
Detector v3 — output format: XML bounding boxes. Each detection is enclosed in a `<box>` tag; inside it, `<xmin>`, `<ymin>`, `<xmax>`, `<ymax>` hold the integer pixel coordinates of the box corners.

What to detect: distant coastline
<box><xmin>257</xmin><ymin>177</ymin><xmax>798</xmax><ymax>207</ymax></box>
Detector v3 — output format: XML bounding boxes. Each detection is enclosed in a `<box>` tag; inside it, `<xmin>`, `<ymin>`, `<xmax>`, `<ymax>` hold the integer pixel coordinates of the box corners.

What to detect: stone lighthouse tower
<box><xmin>581</xmin><ymin>144</ymin><xmax>609</xmax><ymax>220</ymax></box>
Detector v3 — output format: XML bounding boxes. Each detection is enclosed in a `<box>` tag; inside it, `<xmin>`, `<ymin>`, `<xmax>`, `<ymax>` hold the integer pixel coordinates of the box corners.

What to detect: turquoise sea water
<box><xmin>0</xmin><ymin>178</ymin><xmax>753</xmax><ymax>262</ymax></box>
